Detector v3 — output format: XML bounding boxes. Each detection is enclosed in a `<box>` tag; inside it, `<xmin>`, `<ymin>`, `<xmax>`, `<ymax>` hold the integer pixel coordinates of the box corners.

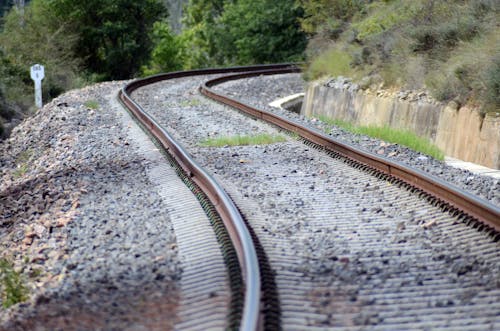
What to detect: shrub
<box><xmin>306</xmin><ymin>48</ymin><xmax>352</xmax><ymax>80</ymax></box>
<box><xmin>0</xmin><ymin>258</ymin><xmax>29</xmax><ymax>309</ymax></box>
<box><xmin>141</xmin><ymin>21</ymin><xmax>183</xmax><ymax>76</ymax></box>
<box><xmin>484</xmin><ymin>56</ymin><xmax>500</xmax><ymax>111</ymax></box>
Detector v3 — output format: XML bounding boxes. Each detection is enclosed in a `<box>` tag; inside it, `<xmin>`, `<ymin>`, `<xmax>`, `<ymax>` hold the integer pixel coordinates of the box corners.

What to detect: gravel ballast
<box><xmin>1</xmin><ymin>71</ymin><xmax>498</xmax><ymax>330</ymax></box>
<box><xmin>215</xmin><ymin>73</ymin><xmax>499</xmax><ymax>207</ymax></box>
<box><xmin>0</xmin><ymin>82</ymin><xmax>182</xmax><ymax>330</ymax></box>
<box><xmin>132</xmin><ymin>72</ymin><xmax>499</xmax><ymax>330</ymax></box>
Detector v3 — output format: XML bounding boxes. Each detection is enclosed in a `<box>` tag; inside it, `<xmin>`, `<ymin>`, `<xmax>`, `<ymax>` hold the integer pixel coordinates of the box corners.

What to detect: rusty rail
<box><xmin>118</xmin><ymin>64</ymin><xmax>499</xmax><ymax>330</ymax></box>
<box><xmin>118</xmin><ymin>64</ymin><xmax>297</xmax><ymax>331</ymax></box>
<box><xmin>200</xmin><ymin>68</ymin><xmax>500</xmax><ymax>234</ymax></box>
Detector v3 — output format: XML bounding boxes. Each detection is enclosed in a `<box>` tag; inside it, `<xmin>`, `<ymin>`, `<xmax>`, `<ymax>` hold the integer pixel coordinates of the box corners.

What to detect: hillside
<box><xmin>301</xmin><ymin>0</ymin><xmax>499</xmax><ymax>114</ymax></box>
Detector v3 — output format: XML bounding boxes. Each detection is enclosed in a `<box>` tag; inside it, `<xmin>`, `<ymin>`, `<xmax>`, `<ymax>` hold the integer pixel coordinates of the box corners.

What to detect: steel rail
<box><xmin>200</xmin><ymin>68</ymin><xmax>500</xmax><ymax>234</ymax></box>
<box><xmin>118</xmin><ymin>64</ymin><xmax>295</xmax><ymax>331</ymax></box>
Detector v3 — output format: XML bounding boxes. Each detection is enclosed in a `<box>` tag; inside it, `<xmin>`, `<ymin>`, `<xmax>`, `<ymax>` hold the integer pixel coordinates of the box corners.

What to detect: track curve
<box><xmin>118</xmin><ymin>64</ymin><xmax>500</xmax><ymax>330</ymax></box>
<box><xmin>200</xmin><ymin>68</ymin><xmax>500</xmax><ymax>234</ymax></box>
<box><xmin>119</xmin><ymin>65</ymin><xmax>296</xmax><ymax>331</ymax></box>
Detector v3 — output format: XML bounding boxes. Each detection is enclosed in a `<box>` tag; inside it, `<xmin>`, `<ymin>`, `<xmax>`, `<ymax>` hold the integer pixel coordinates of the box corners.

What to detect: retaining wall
<box><xmin>302</xmin><ymin>80</ymin><xmax>500</xmax><ymax>169</ymax></box>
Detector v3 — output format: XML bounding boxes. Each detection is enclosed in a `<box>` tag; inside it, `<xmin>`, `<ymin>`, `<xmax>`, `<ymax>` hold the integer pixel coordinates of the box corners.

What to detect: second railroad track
<box><xmin>119</xmin><ymin>65</ymin><xmax>500</xmax><ymax>330</ymax></box>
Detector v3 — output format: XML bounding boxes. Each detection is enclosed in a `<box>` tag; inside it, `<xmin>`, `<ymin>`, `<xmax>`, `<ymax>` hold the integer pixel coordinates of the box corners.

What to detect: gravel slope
<box><xmin>0</xmin><ymin>82</ymin><xmax>181</xmax><ymax>330</ymax></box>
<box><xmin>1</xmin><ymin>71</ymin><xmax>498</xmax><ymax>330</ymax></box>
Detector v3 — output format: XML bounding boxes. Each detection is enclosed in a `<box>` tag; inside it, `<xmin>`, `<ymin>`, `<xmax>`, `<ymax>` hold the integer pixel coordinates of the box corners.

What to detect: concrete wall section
<box><xmin>302</xmin><ymin>80</ymin><xmax>500</xmax><ymax>169</ymax></box>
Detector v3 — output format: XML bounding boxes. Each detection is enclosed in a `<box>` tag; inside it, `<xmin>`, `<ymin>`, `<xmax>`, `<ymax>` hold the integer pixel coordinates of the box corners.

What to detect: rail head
<box><xmin>200</xmin><ymin>69</ymin><xmax>500</xmax><ymax>233</ymax></box>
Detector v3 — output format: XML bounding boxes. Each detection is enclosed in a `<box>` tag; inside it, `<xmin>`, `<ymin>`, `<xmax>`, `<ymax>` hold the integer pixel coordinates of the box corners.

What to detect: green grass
<box><xmin>179</xmin><ymin>98</ymin><xmax>202</xmax><ymax>107</ymax></box>
<box><xmin>200</xmin><ymin>133</ymin><xmax>287</xmax><ymax>147</ymax></box>
<box><xmin>84</xmin><ymin>99</ymin><xmax>99</xmax><ymax>110</ymax></box>
<box><xmin>318</xmin><ymin>115</ymin><xmax>444</xmax><ymax>160</ymax></box>
<box><xmin>306</xmin><ymin>48</ymin><xmax>353</xmax><ymax>80</ymax></box>
<box><xmin>0</xmin><ymin>258</ymin><xmax>29</xmax><ymax>309</ymax></box>
<box><xmin>12</xmin><ymin>149</ymin><xmax>33</xmax><ymax>178</ymax></box>
<box><xmin>13</xmin><ymin>164</ymin><xmax>29</xmax><ymax>178</ymax></box>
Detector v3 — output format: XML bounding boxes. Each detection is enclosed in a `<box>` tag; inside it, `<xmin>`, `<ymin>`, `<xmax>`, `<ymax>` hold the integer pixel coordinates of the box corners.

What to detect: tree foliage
<box><xmin>221</xmin><ymin>0</ymin><xmax>306</xmax><ymax>64</ymax></box>
<box><xmin>176</xmin><ymin>0</ymin><xmax>228</xmax><ymax>69</ymax></box>
<box><xmin>141</xmin><ymin>20</ymin><xmax>183</xmax><ymax>75</ymax></box>
<box><xmin>0</xmin><ymin>0</ymin><xmax>80</xmax><ymax>110</ymax></box>
<box><xmin>50</xmin><ymin>0</ymin><xmax>167</xmax><ymax>80</ymax></box>
<box><xmin>177</xmin><ymin>0</ymin><xmax>306</xmax><ymax>68</ymax></box>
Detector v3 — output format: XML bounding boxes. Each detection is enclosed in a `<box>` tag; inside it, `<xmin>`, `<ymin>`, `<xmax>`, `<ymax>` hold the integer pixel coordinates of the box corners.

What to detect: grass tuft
<box><xmin>12</xmin><ymin>149</ymin><xmax>33</xmax><ymax>178</ymax></box>
<box><xmin>200</xmin><ymin>133</ymin><xmax>287</xmax><ymax>147</ymax></box>
<box><xmin>179</xmin><ymin>99</ymin><xmax>202</xmax><ymax>107</ymax></box>
<box><xmin>319</xmin><ymin>115</ymin><xmax>444</xmax><ymax>160</ymax></box>
<box><xmin>0</xmin><ymin>258</ymin><xmax>29</xmax><ymax>309</ymax></box>
<box><xmin>84</xmin><ymin>100</ymin><xmax>99</xmax><ymax>110</ymax></box>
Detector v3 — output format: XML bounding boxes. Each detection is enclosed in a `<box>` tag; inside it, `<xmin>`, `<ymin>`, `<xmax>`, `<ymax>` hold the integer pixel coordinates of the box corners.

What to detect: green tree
<box><xmin>50</xmin><ymin>0</ymin><xmax>167</xmax><ymax>80</ymax></box>
<box><xmin>141</xmin><ymin>20</ymin><xmax>184</xmax><ymax>75</ymax></box>
<box><xmin>0</xmin><ymin>0</ymin><xmax>80</xmax><ymax>109</ymax></box>
<box><xmin>179</xmin><ymin>0</ymin><xmax>306</xmax><ymax>68</ymax></box>
<box><xmin>220</xmin><ymin>0</ymin><xmax>306</xmax><ymax>64</ymax></box>
<box><xmin>179</xmin><ymin>0</ymin><xmax>227</xmax><ymax>69</ymax></box>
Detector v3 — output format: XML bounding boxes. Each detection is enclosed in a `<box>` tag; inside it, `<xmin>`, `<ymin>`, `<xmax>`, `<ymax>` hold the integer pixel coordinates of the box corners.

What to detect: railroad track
<box><xmin>119</xmin><ymin>65</ymin><xmax>500</xmax><ymax>330</ymax></box>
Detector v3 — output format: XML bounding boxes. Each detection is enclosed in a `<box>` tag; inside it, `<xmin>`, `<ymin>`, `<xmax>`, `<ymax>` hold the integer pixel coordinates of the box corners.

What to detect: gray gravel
<box><xmin>215</xmin><ymin>73</ymin><xmax>500</xmax><ymax>207</ymax></box>
<box><xmin>2</xmin><ymin>71</ymin><xmax>497</xmax><ymax>330</ymax></box>
<box><xmin>0</xmin><ymin>82</ymin><xmax>181</xmax><ymax>330</ymax></box>
<box><xmin>132</xmin><ymin>73</ymin><xmax>500</xmax><ymax>330</ymax></box>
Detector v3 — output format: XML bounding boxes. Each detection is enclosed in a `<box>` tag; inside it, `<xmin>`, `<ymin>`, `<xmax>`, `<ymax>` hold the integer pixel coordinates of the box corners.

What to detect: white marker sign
<box><xmin>30</xmin><ymin>64</ymin><xmax>44</xmax><ymax>108</ymax></box>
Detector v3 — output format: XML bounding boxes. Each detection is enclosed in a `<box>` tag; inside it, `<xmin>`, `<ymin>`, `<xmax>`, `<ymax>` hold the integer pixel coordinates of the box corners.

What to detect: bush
<box><xmin>0</xmin><ymin>258</ymin><xmax>29</xmax><ymax>309</ymax></box>
<box><xmin>484</xmin><ymin>56</ymin><xmax>500</xmax><ymax>111</ymax></box>
<box><xmin>306</xmin><ymin>48</ymin><xmax>352</xmax><ymax>80</ymax></box>
<box><xmin>141</xmin><ymin>20</ymin><xmax>183</xmax><ymax>75</ymax></box>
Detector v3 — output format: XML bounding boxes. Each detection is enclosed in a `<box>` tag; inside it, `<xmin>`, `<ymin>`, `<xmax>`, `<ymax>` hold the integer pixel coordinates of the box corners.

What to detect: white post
<box><xmin>30</xmin><ymin>64</ymin><xmax>44</xmax><ymax>108</ymax></box>
<box><xmin>34</xmin><ymin>80</ymin><xmax>42</xmax><ymax>108</ymax></box>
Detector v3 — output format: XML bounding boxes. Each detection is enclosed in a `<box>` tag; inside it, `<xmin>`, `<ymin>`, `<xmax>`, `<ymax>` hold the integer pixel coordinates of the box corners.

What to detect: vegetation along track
<box><xmin>120</xmin><ymin>65</ymin><xmax>500</xmax><ymax>330</ymax></box>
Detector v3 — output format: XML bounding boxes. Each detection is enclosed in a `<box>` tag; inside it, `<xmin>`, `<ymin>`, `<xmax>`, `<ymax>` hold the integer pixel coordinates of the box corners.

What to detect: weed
<box><xmin>84</xmin><ymin>99</ymin><xmax>99</xmax><ymax>110</ymax></box>
<box><xmin>12</xmin><ymin>164</ymin><xmax>29</xmax><ymax>178</ymax></box>
<box><xmin>200</xmin><ymin>133</ymin><xmax>287</xmax><ymax>147</ymax></box>
<box><xmin>318</xmin><ymin>115</ymin><xmax>444</xmax><ymax>160</ymax></box>
<box><xmin>0</xmin><ymin>258</ymin><xmax>29</xmax><ymax>309</ymax></box>
<box><xmin>179</xmin><ymin>99</ymin><xmax>201</xmax><ymax>107</ymax></box>
<box><xmin>16</xmin><ymin>149</ymin><xmax>33</xmax><ymax>164</ymax></box>
<box><xmin>29</xmin><ymin>268</ymin><xmax>43</xmax><ymax>278</ymax></box>
<box><xmin>12</xmin><ymin>149</ymin><xmax>33</xmax><ymax>178</ymax></box>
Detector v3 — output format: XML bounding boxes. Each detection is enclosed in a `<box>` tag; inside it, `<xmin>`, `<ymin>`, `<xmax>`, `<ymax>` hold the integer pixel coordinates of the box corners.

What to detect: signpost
<box><xmin>30</xmin><ymin>64</ymin><xmax>44</xmax><ymax>108</ymax></box>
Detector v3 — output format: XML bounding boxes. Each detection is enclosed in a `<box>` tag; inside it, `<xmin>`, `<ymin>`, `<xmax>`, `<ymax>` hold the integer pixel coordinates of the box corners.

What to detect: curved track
<box><xmin>119</xmin><ymin>65</ymin><xmax>500</xmax><ymax>330</ymax></box>
<box><xmin>201</xmin><ymin>68</ymin><xmax>500</xmax><ymax>233</ymax></box>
